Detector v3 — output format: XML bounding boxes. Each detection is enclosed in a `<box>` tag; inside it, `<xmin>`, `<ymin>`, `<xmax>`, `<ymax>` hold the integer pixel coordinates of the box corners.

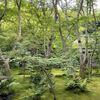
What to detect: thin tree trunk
<box><xmin>58</xmin><ymin>25</ymin><xmax>67</xmax><ymax>52</ymax></box>
<box><xmin>75</xmin><ymin>0</ymin><xmax>85</xmax><ymax>78</ymax></box>
<box><xmin>0</xmin><ymin>0</ymin><xmax>7</xmax><ymax>21</ymax></box>
<box><xmin>52</xmin><ymin>0</ymin><xmax>67</xmax><ymax>52</ymax></box>
<box><xmin>46</xmin><ymin>31</ymin><xmax>55</xmax><ymax>58</ymax></box>
<box><xmin>18</xmin><ymin>7</ymin><xmax>21</xmax><ymax>40</ymax></box>
<box><xmin>0</xmin><ymin>0</ymin><xmax>7</xmax><ymax>33</ymax></box>
<box><xmin>64</xmin><ymin>0</ymin><xmax>69</xmax><ymax>34</ymax></box>
<box><xmin>15</xmin><ymin>0</ymin><xmax>22</xmax><ymax>41</ymax></box>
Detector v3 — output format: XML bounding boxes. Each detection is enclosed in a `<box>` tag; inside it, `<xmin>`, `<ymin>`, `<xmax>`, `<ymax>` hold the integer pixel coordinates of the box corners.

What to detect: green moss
<box><xmin>6</xmin><ymin>68</ymin><xmax>100</xmax><ymax>100</ymax></box>
<box><xmin>47</xmin><ymin>69</ymin><xmax>100</xmax><ymax>100</ymax></box>
<box><xmin>51</xmin><ymin>69</ymin><xmax>65</xmax><ymax>77</ymax></box>
<box><xmin>43</xmin><ymin>76</ymin><xmax>100</xmax><ymax>100</ymax></box>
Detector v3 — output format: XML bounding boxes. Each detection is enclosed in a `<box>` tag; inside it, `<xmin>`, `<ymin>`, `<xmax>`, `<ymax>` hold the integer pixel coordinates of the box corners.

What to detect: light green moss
<box><xmin>10</xmin><ymin>69</ymin><xmax>100</xmax><ymax>100</ymax></box>
<box><xmin>51</xmin><ymin>69</ymin><xmax>65</xmax><ymax>77</ymax></box>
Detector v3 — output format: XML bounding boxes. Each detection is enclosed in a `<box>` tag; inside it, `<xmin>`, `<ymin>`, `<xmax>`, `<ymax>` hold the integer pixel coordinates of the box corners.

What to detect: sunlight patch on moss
<box><xmin>51</xmin><ymin>69</ymin><xmax>65</xmax><ymax>77</ymax></box>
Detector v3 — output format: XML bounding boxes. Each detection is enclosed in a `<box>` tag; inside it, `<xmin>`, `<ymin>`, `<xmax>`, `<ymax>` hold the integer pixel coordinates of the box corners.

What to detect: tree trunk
<box><xmin>18</xmin><ymin>8</ymin><xmax>21</xmax><ymax>40</ymax></box>
<box><xmin>16</xmin><ymin>0</ymin><xmax>22</xmax><ymax>41</ymax></box>
<box><xmin>58</xmin><ymin>25</ymin><xmax>67</xmax><ymax>52</ymax></box>
<box><xmin>4</xmin><ymin>58</ymin><xmax>10</xmax><ymax>71</ymax></box>
<box><xmin>52</xmin><ymin>0</ymin><xmax>67</xmax><ymax>52</ymax></box>
<box><xmin>46</xmin><ymin>32</ymin><xmax>55</xmax><ymax>58</ymax></box>
<box><xmin>0</xmin><ymin>49</ymin><xmax>10</xmax><ymax>75</ymax></box>
<box><xmin>75</xmin><ymin>0</ymin><xmax>85</xmax><ymax>78</ymax></box>
<box><xmin>0</xmin><ymin>0</ymin><xmax>7</xmax><ymax>21</ymax></box>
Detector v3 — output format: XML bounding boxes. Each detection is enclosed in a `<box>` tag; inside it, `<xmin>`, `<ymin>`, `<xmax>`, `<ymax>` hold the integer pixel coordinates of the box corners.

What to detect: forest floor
<box><xmin>11</xmin><ymin>68</ymin><xmax>100</xmax><ymax>100</ymax></box>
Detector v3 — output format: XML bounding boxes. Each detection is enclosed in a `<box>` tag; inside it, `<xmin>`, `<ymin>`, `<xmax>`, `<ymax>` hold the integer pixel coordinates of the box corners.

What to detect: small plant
<box><xmin>0</xmin><ymin>78</ymin><xmax>15</xmax><ymax>99</ymax></box>
<box><xmin>31</xmin><ymin>73</ymin><xmax>47</xmax><ymax>100</ymax></box>
<box><xmin>65</xmin><ymin>77</ymin><xmax>87</xmax><ymax>93</ymax></box>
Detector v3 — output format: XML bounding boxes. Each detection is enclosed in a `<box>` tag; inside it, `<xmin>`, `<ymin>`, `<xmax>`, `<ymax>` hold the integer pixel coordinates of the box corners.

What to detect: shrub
<box><xmin>31</xmin><ymin>73</ymin><xmax>47</xmax><ymax>100</ymax></box>
<box><xmin>0</xmin><ymin>78</ymin><xmax>15</xmax><ymax>96</ymax></box>
<box><xmin>65</xmin><ymin>77</ymin><xmax>87</xmax><ymax>93</ymax></box>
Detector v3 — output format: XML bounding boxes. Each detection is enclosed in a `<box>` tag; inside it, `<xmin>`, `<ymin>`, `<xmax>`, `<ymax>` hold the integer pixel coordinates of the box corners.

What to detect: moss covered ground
<box><xmin>10</xmin><ymin>68</ymin><xmax>100</xmax><ymax>100</ymax></box>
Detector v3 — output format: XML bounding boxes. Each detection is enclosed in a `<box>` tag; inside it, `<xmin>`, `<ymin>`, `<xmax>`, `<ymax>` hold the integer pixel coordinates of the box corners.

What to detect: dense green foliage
<box><xmin>0</xmin><ymin>0</ymin><xmax>100</xmax><ymax>100</ymax></box>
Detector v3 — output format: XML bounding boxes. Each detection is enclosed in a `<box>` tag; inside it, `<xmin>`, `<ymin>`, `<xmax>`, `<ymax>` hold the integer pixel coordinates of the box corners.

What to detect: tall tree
<box><xmin>75</xmin><ymin>0</ymin><xmax>85</xmax><ymax>78</ymax></box>
<box><xmin>15</xmin><ymin>0</ymin><xmax>22</xmax><ymax>41</ymax></box>
<box><xmin>52</xmin><ymin>0</ymin><xmax>67</xmax><ymax>52</ymax></box>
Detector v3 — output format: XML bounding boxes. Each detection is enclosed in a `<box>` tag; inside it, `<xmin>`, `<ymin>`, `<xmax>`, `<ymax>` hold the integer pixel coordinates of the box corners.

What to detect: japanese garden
<box><xmin>0</xmin><ymin>0</ymin><xmax>100</xmax><ymax>100</ymax></box>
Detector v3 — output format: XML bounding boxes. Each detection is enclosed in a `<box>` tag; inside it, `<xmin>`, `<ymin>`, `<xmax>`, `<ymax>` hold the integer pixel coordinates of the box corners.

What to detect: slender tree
<box><xmin>15</xmin><ymin>0</ymin><xmax>22</xmax><ymax>41</ymax></box>
<box><xmin>75</xmin><ymin>0</ymin><xmax>86</xmax><ymax>78</ymax></box>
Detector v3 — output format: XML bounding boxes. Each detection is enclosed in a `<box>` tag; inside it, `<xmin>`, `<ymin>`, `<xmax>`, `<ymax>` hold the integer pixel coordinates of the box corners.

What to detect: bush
<box><xmin>30</xmin><ymin>73</ymin><xmax>47</xmax><ymax>100</ymax></box>
<box><xmin>65</xmin><ymin>77</ymin><xmax>87</xmax><ymax>93</ymax></box>
<box><xmin>0</xmin><ymin>78</ymin><xmax>15</xmax><ymax>96</ymax></box>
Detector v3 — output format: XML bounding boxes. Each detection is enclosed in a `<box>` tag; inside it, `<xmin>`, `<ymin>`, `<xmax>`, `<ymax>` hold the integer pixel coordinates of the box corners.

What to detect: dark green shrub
<box><xmin>31</xmin><ymin>73</ymin><xmax>47</xmax><ymax>100</ymax></box>
<box><xmin>0</xmin><ymin>78</ymin><xmax>15</xmax><ymax>96</ymax></box>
